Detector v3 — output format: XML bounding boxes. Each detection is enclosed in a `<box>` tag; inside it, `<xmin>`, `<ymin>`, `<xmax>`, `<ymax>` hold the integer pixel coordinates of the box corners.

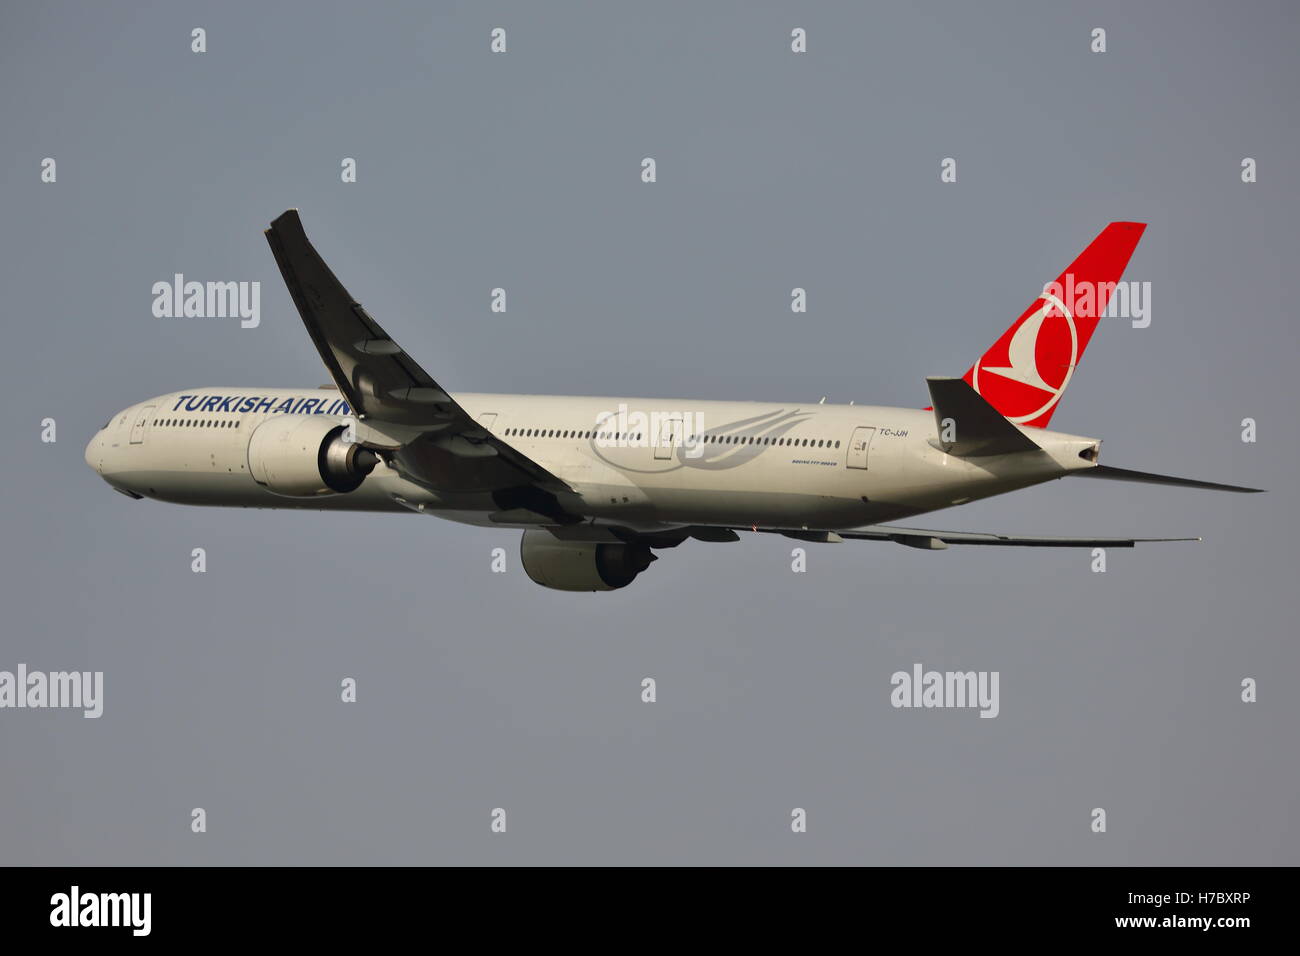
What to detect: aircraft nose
<box><xmin>84</xmin><ymin>431</ymin><xmax>101</xmax><ymax>474</ymax></box>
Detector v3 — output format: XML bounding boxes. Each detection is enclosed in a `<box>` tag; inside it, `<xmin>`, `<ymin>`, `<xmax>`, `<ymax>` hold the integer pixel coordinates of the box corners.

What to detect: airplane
<box><xmin>85</xmin><ymin>211</ymin><xmax>1262</xmax><ymax>591</ymax></box>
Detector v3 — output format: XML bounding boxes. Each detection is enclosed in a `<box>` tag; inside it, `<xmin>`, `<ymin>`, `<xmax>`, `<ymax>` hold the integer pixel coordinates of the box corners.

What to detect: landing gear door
<box><xmin>129</xmin><ymin>406</ymin><xmax>155</xmax><ymax>445</ymax></box>
<box><xmin>846</xmin><ymin>426</ymin><xmax>875</xmax><ymax>469</ymax></box>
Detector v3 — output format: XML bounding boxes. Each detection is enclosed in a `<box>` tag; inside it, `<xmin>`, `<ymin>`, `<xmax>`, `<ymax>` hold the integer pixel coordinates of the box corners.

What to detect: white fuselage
<box><xmin>85</xmin><ymin>387</ymin><xmax>1100</xmax><ymax>536</ymax></box>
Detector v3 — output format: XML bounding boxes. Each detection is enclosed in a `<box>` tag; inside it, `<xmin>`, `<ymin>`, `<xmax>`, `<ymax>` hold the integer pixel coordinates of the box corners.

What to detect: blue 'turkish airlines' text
<box><xmin>169</xmin><ymin>394</ymin><xmax>353</xmax><ymax>416</ymax></box>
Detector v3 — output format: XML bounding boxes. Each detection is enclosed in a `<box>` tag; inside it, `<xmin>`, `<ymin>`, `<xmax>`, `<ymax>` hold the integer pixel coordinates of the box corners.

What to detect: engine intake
<box><xmin>247</xmin><ymin>415</ymin><xmax>378</xmax><ymax>497</ymax></box>
<box><xmin>520</xmin><ymin>529</ymin><xmax>655</xmax><ymax>591</ymax></box>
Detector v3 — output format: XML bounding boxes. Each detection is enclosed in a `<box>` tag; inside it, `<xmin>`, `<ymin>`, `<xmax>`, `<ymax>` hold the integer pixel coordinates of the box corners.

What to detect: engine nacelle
<box><xmin>520</xmin><ymin>530</ymin><xmax>655</xmax><ymax>591</ymax></box>
<box><xmin>247</xmin><ymin>415</ymin><xmax>378</xmax><ymax>497</ymax></box>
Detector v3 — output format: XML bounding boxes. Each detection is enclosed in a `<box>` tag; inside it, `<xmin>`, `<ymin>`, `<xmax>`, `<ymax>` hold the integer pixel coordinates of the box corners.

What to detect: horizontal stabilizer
<box><xmin>926</xmin><ymin>377</ymin><xmax>1042</xmax><ymax>457</ymax></box>
<box><xmin>1072</xmin><ymin>465</ymin><xmax>1264</xmax><ymax>494</ymax></box>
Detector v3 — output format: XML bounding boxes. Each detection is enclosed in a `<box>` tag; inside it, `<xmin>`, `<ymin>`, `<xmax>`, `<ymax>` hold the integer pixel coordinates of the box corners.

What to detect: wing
<box><xmin>767</xmin><ymin>525</ymin><xmax>1198</xmax><ymax>550</ymax></box>
<box><xmin>264</xmin><ymin>209</ymin><xmax>574</xmax><ymax>504</ymax></box>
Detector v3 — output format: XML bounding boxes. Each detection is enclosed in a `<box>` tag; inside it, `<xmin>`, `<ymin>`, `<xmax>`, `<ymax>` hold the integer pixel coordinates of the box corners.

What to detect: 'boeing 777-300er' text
<box><xmin>86</xmin><ymin>211</ymin><xmax>1261</xmax><ymax>591</ymax></box>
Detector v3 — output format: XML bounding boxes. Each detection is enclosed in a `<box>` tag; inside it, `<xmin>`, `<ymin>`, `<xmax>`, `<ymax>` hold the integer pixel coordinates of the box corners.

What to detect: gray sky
<box><xmin>1</xmin><ymin>0</ymin><xmax>1296</xmax><ymax>864</ymax></box>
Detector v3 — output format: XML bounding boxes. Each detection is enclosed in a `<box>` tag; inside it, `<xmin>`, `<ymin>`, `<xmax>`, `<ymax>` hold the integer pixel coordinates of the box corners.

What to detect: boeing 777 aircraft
<box><xmin>85</xmin><ymin>211</ymin><xmax>1261</xmax><ymax>590</ymax></box>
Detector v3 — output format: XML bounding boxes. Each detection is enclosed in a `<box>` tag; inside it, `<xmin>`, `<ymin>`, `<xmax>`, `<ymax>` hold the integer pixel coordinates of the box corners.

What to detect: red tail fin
<box><xmin>963</xmin><ymin>222</ymin><xmax>1146</xmax><ymax>427</ymax></box>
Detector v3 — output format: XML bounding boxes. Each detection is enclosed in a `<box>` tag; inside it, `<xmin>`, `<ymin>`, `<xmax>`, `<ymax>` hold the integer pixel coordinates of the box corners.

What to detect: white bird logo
<box><xmin>973</xmin><ymin>292</ymin><xmax>1078</xmax><ymax>423</ymax></box>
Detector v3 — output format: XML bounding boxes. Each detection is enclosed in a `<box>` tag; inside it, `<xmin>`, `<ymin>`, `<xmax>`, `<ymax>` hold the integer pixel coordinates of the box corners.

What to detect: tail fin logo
<box><xmin>971</xmin><ymin>292</ymin><xmax>1077</xmax><ymax>424</ymax></box>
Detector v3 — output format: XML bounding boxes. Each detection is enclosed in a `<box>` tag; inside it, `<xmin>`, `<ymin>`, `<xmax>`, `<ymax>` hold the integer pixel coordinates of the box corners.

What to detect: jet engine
<box><xmin>247</xmin><ymin>415</ymin><xmax>378</xmax><ymax>497</ymax></box>
<box><xmin>519</xmin><ymin>529</ymin><xmax>655</xmax><ymax>591</ymax></box>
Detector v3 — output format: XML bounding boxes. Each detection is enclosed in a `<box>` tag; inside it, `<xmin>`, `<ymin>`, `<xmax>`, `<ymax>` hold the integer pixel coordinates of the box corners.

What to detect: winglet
<box><xmin>926</xmin><ymin>377</ymin><xmax>1043</xmax><ymax>457</ymax></box>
